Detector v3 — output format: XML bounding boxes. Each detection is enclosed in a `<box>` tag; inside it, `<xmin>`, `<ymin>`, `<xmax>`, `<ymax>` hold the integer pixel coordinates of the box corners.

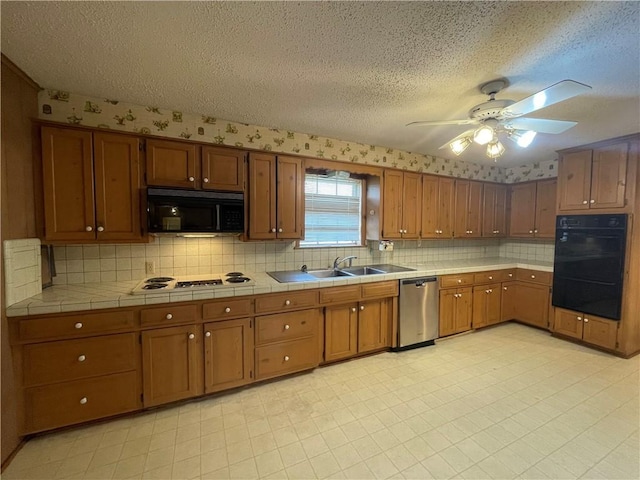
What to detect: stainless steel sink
<box><xmin>340</xmin><ymin>266</ymin><xmax>386</xmax><ymax>276</ymax></box>
<box><xmin>307</xmin><ymin>269</ymin><xmax>354</xmax><ymax>278</ymax></box>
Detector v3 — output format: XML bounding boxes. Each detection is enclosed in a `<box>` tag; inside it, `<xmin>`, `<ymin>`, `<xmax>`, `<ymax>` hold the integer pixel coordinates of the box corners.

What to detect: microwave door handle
<box><xmin>216</xmin><ymin>204</ymin><xmax>221</xmax><ymax>231</ymax></box>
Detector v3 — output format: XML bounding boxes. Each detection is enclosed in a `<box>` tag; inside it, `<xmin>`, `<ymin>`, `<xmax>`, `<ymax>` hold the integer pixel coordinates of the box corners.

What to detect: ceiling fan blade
<box><xmin>500</xmin><ymin>80</ymin><xmax>592</xmax><ymax>118</ymax></box>
<box><xmin>406</xmin><ymin>119</ymin><xmax>478</xmax><ymax>127</ymax></box>
<box><xmin>503</xmin><ymin>117</ymin><xmax>578</xmax><ymax>134</ymax></box>
<box><xmin>438</xmin><ymin>129</ymin><xmax>476</xmax><ymax>149</ymax></box>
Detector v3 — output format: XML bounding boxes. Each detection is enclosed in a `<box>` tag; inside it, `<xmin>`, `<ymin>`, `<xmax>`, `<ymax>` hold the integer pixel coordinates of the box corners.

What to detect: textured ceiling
<box><xmin>2</xmin><ymin>1</ymin><xmax>639</xmax><ymax>166</ymax></box>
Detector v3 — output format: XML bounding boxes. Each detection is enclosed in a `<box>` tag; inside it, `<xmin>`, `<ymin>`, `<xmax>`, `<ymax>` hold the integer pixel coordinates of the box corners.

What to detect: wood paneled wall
<box><xmin>1</xmin><ymin>54</ymin><xmax>40</xmax><ymax>466</ymax></box>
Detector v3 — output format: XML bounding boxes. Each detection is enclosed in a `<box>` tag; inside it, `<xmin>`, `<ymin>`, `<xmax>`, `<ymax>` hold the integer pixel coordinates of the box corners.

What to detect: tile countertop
<box><xmin>5</xmin><ymin>257</ymin><xmax>553</xmax><ymax>317</ymax></box>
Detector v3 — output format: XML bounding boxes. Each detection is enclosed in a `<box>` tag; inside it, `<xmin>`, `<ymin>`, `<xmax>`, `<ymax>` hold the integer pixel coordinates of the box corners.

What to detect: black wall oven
<box><xmin>552</xmin><ymin>214</ymin><xmax>627</xmax><ymax>320</ymax></box>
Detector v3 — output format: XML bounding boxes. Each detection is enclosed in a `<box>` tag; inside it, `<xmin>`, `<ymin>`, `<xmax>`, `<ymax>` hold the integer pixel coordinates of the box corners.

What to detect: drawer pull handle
<box><xmin>75</xmin><ymin>322</ymin><xmax>83</xmax><ymax>329</ymax></box>
<box><xmin>224</xmin><ymin>307</ymin><xmax>231</xmax><ymax>313</ymax></box>
<box><xmin>78</xmin><ymin>355</ymin><xmax>86</xmax><ymax>362</ymax></box>
<box><xmin>79</xmin><ymin>397</ymin><xmax>87</xmax><ymax>405</ymax></box>
<box><xmin>284</xmin><ymin>355</ymin><xmax>290</xmax><ymax>362</ymax></box>
<box><xmin>531</xmin><ymin>275</ymin><xmax>536</xmax><ymax>279</ymax></box>
<box><xmin>285</xmin><ymin>300</ymin><xmax>291</xmax><ymax>306</ymax></box>
<box><xmin>188</xmin><ymin>333</ymin><xmax>195</xmax><ymax>340</ymax></box>
<box><xmin>488</xmin><ymin>276</ymin><xmax>493</xmax><ymax>280</ymax></box>
<box><xmin>284</xmin><ymin>324</ymin><xmax>290</xmax><ymax>330</ymax></box>
<box><xmin>457</xmin><ymin>279</ymin><xmax>462</xmax><ymax>284</ymax></box>
<box><xmin>205</xmin><ymin>331</ymin><xmax>211</xmax><ymax>337</ymax></box>
<box><xmin>166</xmin><ymin>313</ymin><xmax>173</xmax><ymax>320</ymax></box>
<box><xmin>508</xmin><ymin>273</ymin><xmax>513</xmax><ymax>277</ymax></box>
<box><xmin>203</xmin><ymin>177</ymin><xmax>209</xmax><ymax>183</ymax></box>
<box><xmin>360</xmin><ymin>305</ymin><xmax>365</xmax><ymax>311</ymax></box>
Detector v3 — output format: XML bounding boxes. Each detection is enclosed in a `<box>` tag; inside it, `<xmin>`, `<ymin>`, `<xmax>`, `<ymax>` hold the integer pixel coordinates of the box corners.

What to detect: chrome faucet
<box><xmin>333</xmin><ymin>255</ymin><xmax>357</xmax><ymax>270</ymax></box>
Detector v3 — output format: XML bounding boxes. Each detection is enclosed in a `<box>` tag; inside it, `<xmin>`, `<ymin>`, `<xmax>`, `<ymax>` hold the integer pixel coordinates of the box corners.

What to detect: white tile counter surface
<box><xmin>5</xmin><ymin>257</ymin><xmax>553</xmax><ymax>317</ymax></box>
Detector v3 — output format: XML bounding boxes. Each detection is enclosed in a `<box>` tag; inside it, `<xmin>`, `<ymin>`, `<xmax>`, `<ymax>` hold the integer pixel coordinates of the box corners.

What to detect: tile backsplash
<box><xmin>3</xmin><ymin>238</ymin><xmax>42</xmax><ymax>306</ymax></box>
<box><xmin>51</xmin><ymin>237</ymin><xmax>508</xmax><ymax>285</ymax></box>
<box><xmin>499</xmin><ymin>239</ymin><xmax>555</xmax><ymax>263</ymax></box>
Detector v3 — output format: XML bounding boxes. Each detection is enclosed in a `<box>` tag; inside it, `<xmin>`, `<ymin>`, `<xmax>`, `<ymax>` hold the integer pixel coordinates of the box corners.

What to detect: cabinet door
<box><xmin>382</xmin><ymin>170</ymin><xmax>403</xmax><ymax>239</ymax></box>
<box><xmin>146</xmin><ymin>139</ymin><xmax>198</xmax><ymax>188</ymax></box>
<box><xmin>402</xmin><ymin>172</ymin><xmax>422</xmax><ymax>238</ymax></box>
<box><xmin>248</xmin><ymin>153</ymin><xmax>277</xmax><ymax>239</ymax></box>
<box><xmin>201</xmin><ymin>146</ymin><xmax>246</xmax><ymax>192</ymax></box>
<box><xmin>500</xmin><ymin>282</ymin><xmax>517</xmax><ymax>322</ymax></box>
<box><xmin>514</xmin><ymin>283</ymin><xmax>550</xmax><ymax>329</ymax></box>
<box><xmin>486</xmin><ymin>285</ymin><xmax>502</xmax><ymax>325</ymax></box>
<box><xmin>590</xmin><ymin>143</ymin><xmax>628</xmax><ymax>209</ymax></box>
<box><xmin>534</xmin><ymin>179</ymin><xmax>557</xmax><ymax>238</ymax></box>
<box><xmin>454</xmin><ymin>288</ymin><xmax>473</xmax><ymax>333</ymax></box>
<box><xmin>41</xmin><ymin>127</ymin><xmax>96</xmax><ymax>241</ymax></box>
<box><xmin>472</xmin><ymin>286</ymin><xmax>489</xmax><ymax>329</ymax></box>
<box><xmin>142</xmin><ymin>326</ymin><xmax>203</xmax><ymax>407</ymax></box>
<box><xmin>467</xmin><ymin>181</ymin><xmax>483</xmax><ymax>237</ymax></box>
<box><xmin>508</xmin><ymin>182</ymin><xmax>537</xmax><ymax>237</ymax></box>
<box><xmin>276</xmin><ymin>156</ymin><xmax>304</xmax><ymax>239</ymax></box>
<box><xmin>439</xmin><ymin>178</ymin><xmax>456</xmax><ymax>237</ymax></box>
<box><xmin>553</xmin><ymin>308</ymin><xmax>584</xmax><ymax>339</ymax></box>
<box><xmin>358</xmin><ymin>299</ymin><xmax>390</xmax><ymax>353</ymax></box>
<box><xmin>454</xmin><ymin>180</ymin><xmax>470</xmax><ymax>238</ymax></box>
<box><xmin>203</xmin><ymin>319</ymin><xmax>253</xmax><ymax>394</ymax></box>
<box><xmin>582</xmin><ymin>314</ymin><xmax>618</xmax><ymax>350</ymax></box>
<box><xmin>439</xmin><ymin>289</ymin><xmax>456</xmax><ymax>337</ymax></box>
<box><xmin>421</xmin><ymin>175</ymin><xmax>439</xmax><ymax>238</ymax></box>
<box><xmin>482</xmin><ymin>184</ymin><xmax>506</xmax><ymax>237</ymax></box>
<box><xmin>558</xmin><ymin>150</ymin><xmax>592</xmax><ymax>211</ymax></box>
<box><xmin>93</xmin><ymin>133</ymin><xmax>143</xmax><ymax>241</ymax></box>
<box><xmin>324</xmin><ymin>304</ymin><xmax>358</xmax><ymax>362</ymax></box>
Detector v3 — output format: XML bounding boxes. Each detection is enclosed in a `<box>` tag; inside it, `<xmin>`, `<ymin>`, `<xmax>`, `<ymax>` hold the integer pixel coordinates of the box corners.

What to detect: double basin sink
<box><xmin>267</xmin><ymin>264</ymin><xmax>415</xmax><ymax>283</ymax></box>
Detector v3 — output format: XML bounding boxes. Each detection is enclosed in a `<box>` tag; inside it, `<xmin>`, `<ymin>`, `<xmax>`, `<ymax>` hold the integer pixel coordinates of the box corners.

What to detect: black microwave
<box><xmin>147</xmin><ymin>188</ymin><xmax>244</xmax><ymax>234</ymax></box>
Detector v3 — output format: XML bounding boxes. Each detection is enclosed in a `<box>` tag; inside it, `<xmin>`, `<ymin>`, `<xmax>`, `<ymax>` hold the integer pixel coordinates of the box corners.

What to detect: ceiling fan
<box><xmin>407</xmin><ymin>79</ymin><xmax>592</xmax><ymax>159</ymax></box>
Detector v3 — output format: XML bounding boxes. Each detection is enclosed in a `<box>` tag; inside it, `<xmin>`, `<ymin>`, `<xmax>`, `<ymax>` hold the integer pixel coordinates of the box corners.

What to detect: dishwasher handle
<box><xmin>401</xmin><ymin>276</ymin><xmax>437</xmax><ymax>287</ymax></box>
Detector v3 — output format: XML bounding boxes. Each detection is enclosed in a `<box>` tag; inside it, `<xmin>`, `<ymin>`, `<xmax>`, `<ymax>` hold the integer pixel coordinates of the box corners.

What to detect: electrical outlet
<box><xmin>145</xmin><ymin>261</ymin><xmax>155</xmax><ymax>275</ymax></box>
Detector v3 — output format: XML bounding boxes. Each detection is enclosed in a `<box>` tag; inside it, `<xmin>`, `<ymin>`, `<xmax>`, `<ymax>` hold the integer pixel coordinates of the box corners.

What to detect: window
<box><xmin>300</xmin><ymin>173</ymin><xmax>363</xmax><ymax>247</ymax></box>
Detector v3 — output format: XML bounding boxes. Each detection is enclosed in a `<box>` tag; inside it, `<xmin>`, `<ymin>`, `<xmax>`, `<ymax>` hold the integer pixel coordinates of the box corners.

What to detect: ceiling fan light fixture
<box><xmin>473</xmin><ymin>125</ymin><xmax>494</xmax><ymax>145</ymax></box>
<box><xmin>450</xmin><ymin>137</ymin><xmax>472</xmax><ymax>155</ymax></box>
<box><xmin>486</xmin><ymin>140</ymin><xmax>505</xmax><ymax>159</ymax></box>
<box><xmin>508</xmin><ymin>130</ymin><xmax>537</xmax><ymax>148</ymax></box>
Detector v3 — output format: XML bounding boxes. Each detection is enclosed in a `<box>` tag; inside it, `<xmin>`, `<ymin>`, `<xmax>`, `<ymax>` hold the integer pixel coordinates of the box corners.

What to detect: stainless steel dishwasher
<box><xmin>397</xmin><ymin>276</ymin><xmax>438</xmax><ymax>350</ymax></box>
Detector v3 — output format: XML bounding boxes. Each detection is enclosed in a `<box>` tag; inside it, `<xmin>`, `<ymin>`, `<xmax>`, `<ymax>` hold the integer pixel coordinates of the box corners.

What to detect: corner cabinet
<box><xmin>381</xmin><ymin>170</ymin><xmax>422</xmax><ymax>239</ymax></box>
<box><xmin>247</xmin><ymin>153</ymin><xmax>304</xmax><ymax>240</ymax></box>
<box><xmin>508</xmin><ymin>179</ymin><xmax>556</xmax><ymax>238</ymax></box>
<box><xmin>41</xmin><ymin>126</ymin><xmax>145</xmax><ymax>242</ymax></box>
<box><xmin>557</xmin><ymin>137</ymin><xmax>638</xmax><ymax>213</ymax></box>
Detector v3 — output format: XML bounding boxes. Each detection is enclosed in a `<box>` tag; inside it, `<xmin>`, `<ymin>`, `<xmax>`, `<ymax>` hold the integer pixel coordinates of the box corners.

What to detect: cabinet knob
<box><xmin>577</xmin><ymin>316</ymin><xmax>582</xmax><ymax>321</ymax></box>
<box><xmin>529</xmin><ymin>230</ymin><xmax>533</xmax><ymax>234</ymax></box>
<box><xmin>488</xmin><ymin>276</ymin><xmax>493</xmax><ymax>280</ymax></box>
<box><xmin>351</xmin><ymin>307</ymin><xmax>357</xmax><ymax>312</ymax></box>
<box><xmin>166</xmin><ymin>313</ymin><xmax>173</xmax><ymax>320</ymax></box>
<box><xmin>360</xmin><ymin>305</ymin><xmax>365</xmax><ymax>311</ymax></box>
<box><xmin>590</xmin><ymin>200</ymin><xmax>595</xmax><ymax>204</ymax></box>
<box><xmin>584</xmin><ymin>318</ymin><xmax>589</xmax><ymax>323</ymax></box>
<box><xmin>284</xmin><ymin>355</ymin><xmax>290</xmax><ymax>362</ymax></box>
<box><xmin>458</xmin><ymin>293</ymin><xmax>463</xmax><ymax>298</ymax></box>
<box><xmin>97</xmin><ymin>226</ymin><xmax>104</xmax><ymax>232</ymax></box>
<box><xmin>454</xmin><ymin>294</ymin><xmax>459</xmax><ymax>298</ymax></box>
<box><xmin>489</xmin><ymin>289</ymin><xmax>493</xmax><ymax>293</ymax></box>
<box><xmin>203</xmin><ymin>178</ymin><xmax>209</xmax><ymax>183</ymax></box>
<box><xmin>271</xmin><ymin>228</ymin><xmax>276</xmax><ymax>233</ymax></box>
<box><xmin>74</xmin><ymin>322</ymin><xmax>83</xmax><ymax>329</ymax></box>
<box><xmin>224</xmin><ymin>307</ymin><xmax>231</xmax><ymax>313</ymax></box>
<box><xmin>469</xmin><ymin>230</ymin><xmax>473</xmax><ymax>234</ymax></box>
<box><xmin>188</xmin><ymin>176</ymin><xmax>195</xmax><ymax>182</ymax></box>
<box><xmin>85</xmin><ymin>226</ymin><xmax>93</xmax><ymax>232</ymax></box>
<box><xmin>188</xmin><ymin>333</ymin><xmax>195</xmax><ymax>339</ymax></box>
<box><xmin>531</xmin><ymin>275</ymin><xmax>536</xmax><ymax>279</ymax></box>
<box><xmin>457</xmin><ymin>279</ymin><xmax>462</xmax><ymax>284</ymax></box>
<box><xmin>582</xmin><ymin>200</ymin><xmax>588</xmax><ymax>205</ymax></box>
<box><xmin>284</xmin><ymin>324</ymin><xmax>290</xmax><ymax>330</ymax></box>
<box><xmin>278</xmin><ymin>228</ymin><xmax>283</xmax><ymax>233</ymax></box>
<box><xmin>79</xmin><ymin>397</ymin><xmax>88</xmax><ymax>405</ymax></box>
<box><xmin>78</xmin><ymin>355</ymin><xmax>86</xmax><ymax>362</ymax></box>
<box><xmin>503</xmin><ymin>287</ymin><xmax>507</xmax><ymax>291</ymax></box>
<box><xmin>486</xmin><ymin>289</ymin><xmax>490</xmax><ymax>294</ymax></box>
<box><xmin>534</xmin><ymin>229</ymin><xmax>538</xmax><ymax>234</ymax></box>
<box><xmin>285</xmin><ymin>300</ymin><xmax>291</xmax><ymax>306</ymax></box>
<box><xmin>508</xmin><ymin>273</ymin><xmax>513</xmax><ymax>277</ymax></box>
<box><xmin>205</xmin><ymin>331</ymin><xmax>211</xmax><ymax>337</ymax></box>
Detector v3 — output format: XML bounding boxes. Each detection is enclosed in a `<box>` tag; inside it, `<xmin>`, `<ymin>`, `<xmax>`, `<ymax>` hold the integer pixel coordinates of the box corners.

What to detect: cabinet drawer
<box><xmin>361</xmin><ymin>281</ymin><xmax>398</xmax><ymax>299</ymax></box>
<box><xmin>254</xmin><ymin>290</ymin><xmax>318</xmax><ymax>314</ymax></box>
<box><xmin>141</xmin><ymin>304</ymin><xmax>198</xmax><ymax>327</ymax></box>
<box><xmin>473</xmin><ymin>271</ymin><xmax>501</xmax><ymax>285</ymax></box>
<box><xmin>203</xmin><ymin>298</ymin><xmax>253</xmax><ymax>321</ymax></box>
<box><xmin>439</xmin><ymin>274</ymin><xmax>474</xmax><ymax>288</ymax></box>
<box><xmin>24</xmin><ymin>371</ymin><xmax>139</xmax><ymax>434</ymax></box>
<box><xmin>23</xmin><ymin>333</ymin><xmax>137</xmax><ymax>387</ymax></box>
<box><xmin>255</xmin><ymin>337</ymin><xmax>318</xmax><ymax>380</ymax></box>
<box><xmin>255</xmin><ymin>310</ymin><xmax>320</xmax><ymax>345</ymax></box>
<box><xmin>18</xmin><ymin>310</ymin><xmax>135</xmax><ymax>343</ymax></box>
<box><xmin>319</xmin><ymin>285</ymin><xmax>360</xmax><ymax>304</ymax></box>
<box><xmin>516</xmin><ymin>269</ymin><xmax>552</xmax><ymax>285</ymax></box>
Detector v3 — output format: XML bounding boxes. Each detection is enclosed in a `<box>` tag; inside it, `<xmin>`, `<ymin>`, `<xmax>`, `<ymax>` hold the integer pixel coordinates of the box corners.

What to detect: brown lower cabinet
<box><xmin>141</xmin><ymin>325</ymin><xmax>203</xmax><ymax>407</ymax></box>
<box><xmin>510</xmin><ymin>282</ymin><xmax>550</xmax><ymax>329</ymax></box>
<box><xmin>439</xmin><ymin>287</ymin><xmax>472</xmax><ymax>337</ymax></box>
<box><xmin>204</xmin><ymin>319</ymin><xmax>254</xmax><ymax>394</ymax></box>
<box><xmin>553</xmin><ymin>308</ymin><xmax>619</xmax><ymax>350</ymax></box>
<box><xmin>472</xmin><ymin>284</ymin><xmax>502</xmax><ymax>329</ymax></box>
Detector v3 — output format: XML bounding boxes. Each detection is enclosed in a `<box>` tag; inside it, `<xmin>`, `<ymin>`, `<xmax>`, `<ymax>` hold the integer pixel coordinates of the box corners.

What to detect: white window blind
<box><xmin>300</xmin><ymin>173</ymin><xmax>363</xmax><ymax>247</ymax></box>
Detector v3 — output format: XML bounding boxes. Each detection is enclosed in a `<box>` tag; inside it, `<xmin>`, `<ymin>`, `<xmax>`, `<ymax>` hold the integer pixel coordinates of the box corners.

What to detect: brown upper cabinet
<box><xmin>41</xmin><ymin>126</ymin><xmax>144</xmax><ymax>242</ymax></box>
<box><xmin>146</xmin><ymin>140</ymin><xmax>246</xmax><ymax>191</ymax></box>
<box><xmin>421</xmin><ymin>175</ymin><xmax>455</xmax><ymax>238</ymax></box>
<box><xmin>508</xmin><ymin>179</ymin><xmax>557</xmax><ymax>238</ymax></box>
<box><xmin>381</xmin><ymin>171</ymin><xmax>421</xmax><ymax>239</ymax></box>
<box><xmin>454</xmin><ymin>180</ymin><xmax>483</xmax><ymax>238</ymax></box>
<box><xmin>247</xmin><ymin>153</ymin><xmax>304</xmax><ymax>240</ymax></box>
<box><xmin>557</xmin><ymin>141</ymin><xmax>632</xmax><ymax>212</ymax></box>
<box><xmin>482</xmin><ymin>183</ymin><xmax>507</xmax><ymax>237</ymax></box>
